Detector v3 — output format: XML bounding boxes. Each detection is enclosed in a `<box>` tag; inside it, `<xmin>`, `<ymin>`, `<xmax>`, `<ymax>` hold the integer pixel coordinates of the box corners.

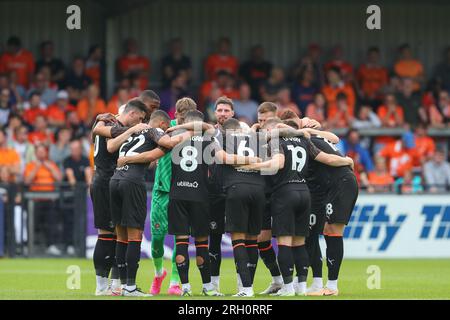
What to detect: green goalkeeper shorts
<box><xmin>150</xmin><ymin>189</ymin><xmax>169</xmax><ymax>236</ymax></box>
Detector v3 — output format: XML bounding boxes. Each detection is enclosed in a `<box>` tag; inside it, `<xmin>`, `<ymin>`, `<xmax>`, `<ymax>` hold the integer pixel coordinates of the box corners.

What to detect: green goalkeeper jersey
<box><xmin>152</xmin><ymin>119</ymin><xmax>177</xmax><ymax>193</ymax></box>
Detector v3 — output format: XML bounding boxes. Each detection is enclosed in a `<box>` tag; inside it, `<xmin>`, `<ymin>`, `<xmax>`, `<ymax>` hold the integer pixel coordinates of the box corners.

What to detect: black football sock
<box><xmin>305</xmin><ymin>233</ymin><xmax>322</xmax><ymax>278</ymax></box>
<box><xmin>115</xmin><ymin>240</ymin><xmax>128</xmax><ymax>285</ymax></box>
<box><xmin>126</xmin><ymin>240</ymin><xmax>142</xmax><ymax>287</ymax></box>
<box><xmin>209</xmin><ymin>234</ymin><xmax>222</xmax><ymax>277</ymax></box>
<box><xmin>245</xmin><ymin>239</ymin><xmax>259</xmax><ymax>283</ymax></box>
<box><xmin>324</xmin><ymin>235</ymin><xmax>344</xmax><ymax>281</ymax></box>
<box><xmin>195</xmin><ymin>240</ymin><xmax>211</xmax><ymax>285</ymax></box>
<box><xmin>232</xmin><ymin>239</ymin><xmax>252</xmax><ymax>288</ymax></box>
<box><xmin>292</xmin><ymin>245</ymin><xmax>310</xmax><ymax>283</ymax></box>
<box><xmin>258</xmin><ymin>240</ymin><xmax>281</xmax><ymax>277</ymax></box>
<box><xmin>93</xmin><ymin>234</ymin><xmax>115</xmax><ymax>277</ymax></box>
<box><xmin>277</xmin><ymin>245</ymin><xmax>294</xmax><ymax>284</ymax></box>
<box><xmin>175</xmin><ymin>239</ymin><xmax>190</xmax><ymax>285</ymax></box>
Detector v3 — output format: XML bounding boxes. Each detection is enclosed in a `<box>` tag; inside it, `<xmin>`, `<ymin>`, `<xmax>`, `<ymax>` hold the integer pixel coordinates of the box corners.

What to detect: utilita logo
<box><xmin>420</xmin><ymin>206</ymin><xmax>450</xmax><ymax>239</ymax></box>
<box><xmin>344</xmin><ymin>205</ymin><xmax>407</xmax><ymax>251</ymax></box>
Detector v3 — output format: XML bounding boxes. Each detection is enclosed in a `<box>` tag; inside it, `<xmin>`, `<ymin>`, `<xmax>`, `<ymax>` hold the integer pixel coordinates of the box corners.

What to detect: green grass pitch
<box><xmin>0</xmin><ymin>258</ymin><xmax>449</xmax><ymax>300</ymax></box>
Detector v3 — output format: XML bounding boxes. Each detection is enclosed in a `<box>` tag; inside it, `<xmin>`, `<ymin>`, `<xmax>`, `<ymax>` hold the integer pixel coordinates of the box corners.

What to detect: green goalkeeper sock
<box><xmin>170</xmin><ymin>237</ymin><xmax>180</xmax><ymax>285</ymax></box>
<box><xmin>151</xmin><ymin>235</ymin><xmax>165</xmax><ymax>276</ymax></box>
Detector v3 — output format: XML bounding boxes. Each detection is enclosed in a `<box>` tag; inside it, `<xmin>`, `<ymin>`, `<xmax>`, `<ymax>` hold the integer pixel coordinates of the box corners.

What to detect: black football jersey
<box><xmin>269</xmin><ymin>136</ymin><xmax>320</xmax><ymax>192</ymax></box>
<box><xmin>111</xmin><ymin>128</ymin><xmax>165</xmax><ymax>184</ymax></box>
<box><xmin>306</xmin><ymin>135</ymin><xmax>353</xmax><ymax>195</ymax></box>
<box><xmin>208</xmin><ymin>128</ymin><xmax>225</xmax><ymax>195</ymax></box>
<box><xmin>93</xmin><ymin>121</ymin><xmax>128</xmax><ymax>181</ymax></box>
<box><xmin>214</xmin><ymin>131</ymin><xmax>267</xmax><ymax>188</ymax></box>
<box><xmin>170</xmin><ymin>133</ymin><xmax>214</xmax><ymax>201</ymax></box>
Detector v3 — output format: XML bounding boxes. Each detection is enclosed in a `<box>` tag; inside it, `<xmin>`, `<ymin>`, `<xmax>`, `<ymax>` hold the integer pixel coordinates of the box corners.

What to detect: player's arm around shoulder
<box><xmin>106</xmin><ymin>123</ymin><xmax>150</xmax><ymax>153</ymax></box>
<box><xmin>117</xmin><ymin>147</ymin><xmax>166</xmax><ymax>168</ymax></box>
<box><xmin>314</xmin><ymin>151</ymin><xmax>354</xmax><ymax>169</ymax></box>
<box><xmin>304</xmin><ymin>128</ymin><xmax>340</xmax><ymax>144</ymax></box>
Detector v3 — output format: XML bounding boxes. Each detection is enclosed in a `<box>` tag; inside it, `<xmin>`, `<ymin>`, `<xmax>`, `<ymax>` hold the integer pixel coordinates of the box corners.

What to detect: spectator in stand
<box><xmin>337</xmin><ymin>129</ymin><xmax>374</xmax><ymax>172</ymax></box>
<box><xmin>205</xmin><ymin>37</ymin><xmax>239</xmax><ymax>81</ymax></box>
<box><xmin>22</xmin><ymin>92</ymin><xmax>47</xmax><ymax>125</ymax></box>
<box><xmin>4</xmin><ymin>113</ymin><xmax>23</xmax><ymax>142</ymax></box>
<box><xmin>161</xmin><ymin>38</ymin><xmax>192</xmax><ymax>88</ymax></box>
<box><xmin>85</xmin><ymin>45</ymin><xmax>103</xmax><ymax>89</ymax></box>
<box><xmin>327</xmin><ymin>92</ymin><xmax>354</xmax><ymax>128</ymax></box>
<box><xmin>76</xmin><ymin>84</ymin><xmax>106</xmax><ymax>126</ymax></box>
<box><xmin>0</xmin><ymin>36</ymin><xmax>35</xmax><ymax>88</ymax></box>
<box><xmin>239</xmin><ymin>45</ymin><xmax>272</xmax><ymax>101</ymax></box>
<box><xmin>322</xmin><ymin>67</ymin><xmax>356</xmax><ymax>120</ymax></box>
<box><xmin>0</xmin><ymin>73</ymin><xmax>20</xmax><ymax>107</ymax></box>
<box><xmin>394</xmin><ymin>44</ymin><xmax>424</xmax><ymax>90</ymax></box>
<box><xmin>199</xmin><ymin>70</ymin><xmax>239</xmax><ymax>111</ymax></box>
<box><xmin>46</xmin><ymin>90</ymin><xmax>76</xmax><ymax>128</ymax></box>
<box><xmin>423</xmin><ymin>149</ymin><xmax>450</xmax><ymax>193</ymax></box>
<box><xmin>0</xmin><ymin>88</ymin><xmax>13</xmax><ymax>126</ymax></box>
<box><xmin>28</xmin><ymin>115</ymin><xmax>54</xmax><ymax>145</ymax></box>
<box><xmin>27</xmin><ymin>71</ymin><xmax>57</xmax><ymax>106</ymax></box>
<box><xmin>291</xmin><ymin>66</ymin><xmax>318</xmax><ymax>115</ymax></box>
<box><xmin>356</xmin><ymin>46</ymin><xmax>388</xmax><ymax>107</ymax></box>
<box><xmin>377</xmin><ymin>93</ymin><xmax>404</xmax><ymax>127</ymax></box>
<box><xmin>23</xmin><ymin>144</ymin><xmax>63</xmax><ymax>256</ymax></box>
<box><xmin>413</xmin><ymin>124</ymin><xmax>436</xmax><ymax>166</ymax></box>
<box><xmin>160</xmin><ymin>71</ymin><xmax>190</xmax><ymax>117</ymax></box>
<box><xmin>117</xmin><ymin>38</ymin><xmax>150</xmax><ymax>91</ymax></box>
<box><xmin>259</xmin><ymin>67</ymin><xmax>287</xmax><ymax>102</ymax></box>
<box><xmin>291</xmin><ymin>43</ymin><xmax>323</xmax><ymax>88</ymax></box>
<box><xmin>419</xmin><ymin>90</ymin><xmax>450</xmax><ymax>127</ymax></box>
<box><xmin>351</xmin><ymin>105</ymin><xmax>382</xmax><ymax>129</ymax></box>
<box><xmin>66</xmin><ymin>110</ymin><xmax>87</xmax><ymax>139</ymax></box>
<box><xmin>305</xmin><ymin>92</ymin><xmax>327</xmax><ymax>125</ymax></box>
<box><xmin>233</xmin><ymin>82</ymin><xmax>258</xmax><ymax>125</ymax></box>
<box><xmin>367</xmin><ymin>156</ymin><xmax>394</xmax><ymax>193</ymax></box>
<box><xmin>394</xmin><ymin>169</ymin><xmax>423</xmax><ymax>194</ymax></box>
<box><xmin>432</xmin><ymin>47</ymin><xmax>450</xmax><ymax>93</ymax></box>
<box><xmin>35</xmin><ymin>41</ymin><xmax>65</xmax><ymax>86</ymax></box>
<box><xmin>49</xmin><ymin>128</ymin><xmax>72</xmax><ymax>171</ymax></box>
<box><xmin>9</xmin><ymin>125</ymin><xmax>36</xmax><ymax>173</ymax></box>
<box><xmin>276</xmin><ymin>87</ymin><xmax>301</xmax><ymax>117</ymax></box>
<box><xmin>396</xmin><ymin>78</ymin><xmax>422</xmax><ymax>127</ymax></box>
<box><xmin>107</xmin><ymin>86</ymin><xmax>129</xmax><ymax>115</ymax></box>
<box><xmin>378</xmin><ymin>132</ymin><xmax>418</xmax><ymax>178</ymax></box>
<box><xmin>324</xmin><ymin>45</ymin><xmax>354</xmax><ymax>83</ymax></box>
<box><xmin>64</xmin><ymin>57</ymin><xmax>92</xmax><ymax>104</ymax></box>
<box><xmin>0</xmin><ymin>128</ymin><xmax>21</xmax><ymax>183</ymax></box>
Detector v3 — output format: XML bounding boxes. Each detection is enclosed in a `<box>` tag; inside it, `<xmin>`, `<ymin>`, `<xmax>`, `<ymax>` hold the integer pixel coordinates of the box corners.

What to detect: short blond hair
<box><xmin>257</xmin><ymin>102</ymin><xmax>278</xmax><ymax>114</ymax></box>
<box><xmin>175</xmin><ymin>97</ymin><xmax>197</xmax><ymax>116</ymax></box>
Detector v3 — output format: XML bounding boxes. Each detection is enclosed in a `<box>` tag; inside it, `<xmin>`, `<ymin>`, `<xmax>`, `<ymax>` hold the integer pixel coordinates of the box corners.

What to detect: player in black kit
<box><xmin>90</xmin><ymin>100</ymin><xmax>150</xmax><ymax>296</ymax></box>
<box><xmin>240</xmin><ymin>118</ymin><xmax>353</xmax><ymax>296</ymax></box>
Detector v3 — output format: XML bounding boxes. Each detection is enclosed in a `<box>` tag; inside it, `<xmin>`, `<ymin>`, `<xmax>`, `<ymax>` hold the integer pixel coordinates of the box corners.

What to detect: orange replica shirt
<box><xmin>322</xmin><ymin>84</ymin><xmax>355</xmax><ymax>118</ymax></box>
<box><xmin>0</xmin><ymin>147</ymin><xmax>20</xmax><ymax>182</ymax></box>
<box><xmin>204</xmin><ymin>54</ymin><xmax>239</xmax><ymax>80</ymax></box>
<box><xmin>24</xmin><ymin>161</ymin><xmax>60</xmax><ymax>192</ymax></box>
<box><xmin>22</xmin><ymin>108</ymin><xmax>47</xmax><ymax>125</ymax></box>
<box><xmin>28</xmin><ymin>131</ymin><xmax>55</xmax><ymax>145</ymax></box>
<box><xmin>85</xmin><ymin>65</ymin><xmax>101</xmax><ymax>86</ymax></box>
<box><xmin>379</xmin><ymin>141</ymin><xmax>416</xmax><ymax>177</ymax></box>
<box><xmin>414</xmin><ymin>136</ymin><xmax>436</xmax><ymax>165</ymax></box>
<box><xmin>117</xmin><ymin>55</ymin><xmax>150</xmax><ymax>90</ymax></box>
<box><xmin>77</xmin><ymin>99</ymin><xmax>107</xmax><ymax>123</ymax></box>
<box><xmin>368</xmin><ymin>171</ymin><xmax>394</xmax><ymax>187</ymax></box>
<box><xmin>357</xmin><ymin>64</ymin><xmax>388</xmax><ymax>98</ymax></box>
<box><xmin>0</xmin><ymin>49</ymin><xmax>35</xmax><ymax>87</ymax></box>
<box><xmin>394</xmin><ymin>59</ymin><xmax>423</xmax><ymax>79</ymax></box>
<box><xmin>46</xmin><ymin>104</ymin><xmax>76</xmax><ymax>123</ymax></box>
<box><xmin>377</xmin><ymin>105</ymin><xmax>404</xmax><ymax>126</ymax></box>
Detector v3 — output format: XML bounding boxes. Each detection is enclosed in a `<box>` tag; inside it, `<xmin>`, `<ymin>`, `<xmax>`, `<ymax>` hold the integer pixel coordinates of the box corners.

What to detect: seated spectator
<box><xmin>64</xmin><ymin>57</ymin><xmax>92</xmax><ymax>104</ymax></box>
<box><xmin>66</xmin><ymin>111</ymin><xmax>87</xmax><ymax>139</ymax></box>
<box><xmin>367</xmin><ymin>156</ymin><xmax>394</xmax><ymax>193</ymax></box>
<box><xmin>22</xmin><ymin>92</ymin><xmax>47</xmax><ymax>125</ymax></box>
<box><xmin>327</xmin><ymin>92</ymin><xmax>354</xmax><ymax>128</ymax></box>
<box><xmin>27</xmin><ymin>71</ymin><xmax>57</xmax><ymax>106</ymax></box>
<box><xmin>28</xmin><ymin>115</ymin><xmax>54</xmax><ymax>145</ymax></box>
<box><xmin>85</xmin><ymin>45</ymin><xmax>103</xmax><ymax>89</ymax></box>
<box><xmin>291</xmin><ymin>43</ymin><xmax>323</xmax><ymax>88</ymax></box>
<box><xmin>199</xmin><ymin>70</ymin><xmax>239</xmax><ymax>111</ymax></box>
<box><xmin>160</xmin><ymin>71</ymin><xmax>190</xmax><ymax>117</ymax></box>
<box><xmin>46</xmin><ymin>90</ymin><xmax>76</xmax><ymax>128</ymax></box>
<box><xmin>117</xmin><ymin>38</ymin><xmax>150</xmax><ymax>91</ymax></box>
<box><xmin>9</xmin><ymin>125</ymin><xmax>36</xmax><ymax>173</ymax></box>
<box><xmin>107</xmin><ymin>87</ymin><xmax>130</xmax><ymax>115</ymax></box>
<box><xmin>0</xmin><ymin>36</ymin><xmax>35</xmax><ymax>88</ymax></box>
<box><xmin>35</xmin><ymin>41</ymin><xmax>65</xmax><ymax>85</ymax></box>
<box><xmin>205</xmin><ymin>37</ymin><xmax>239</xmax><ymax>81</ymax></box>
<box><xmin>239</xmin><ymin>45</ymin><xmax>272</xmax><ymax>101</ymax></box>
<box><xmin>338</xmin><ymin>129</ymin><xmax>374</xmax><ymax>173</ymax></box>
<box><xmin>432</xmin><ymin>47</ymin><xmax>450</xmax><ymax>93</ymax></box>
<box><xmin>161</xmin><ymin>38</ymin><xmax>192</xmax><ymax>88</ymax></box>
<box><xmin>233</xmin><ymin>82</ymin><xmax>258</xmax><ymax>124</ymax></box>
<box><xmin>378</xmin><ymin>132</ymin><xmax>418</xmax><ymax>178</ymax></box>
<box><xmin>324</xmin><ymin>45</ymin><xmax>354</xmax><ymax>83</ymax></box>
<box><xmin>305</xmin><ymin>92</ymin><xmax>327</xmax><ymax>124</ymax></box>
<box><xmin>423</xmin><ymin>149</ymin><xmax>450</xmax><ymax>193</ymax></box>
<box><xmin>63</xmin><ymin>139</ymin><xmax>92</xmax><ymax>187</ymax></box>
<box><xmin>419</xmin><ymin>89</ymin><xmax>449</xmax><ymax>127</ymax></box>
<box><xmin>322</xmin><ymin>67</ymin><xmax>355</xmax><ymax>119</ymax></box>
<box><xmin>351</xmin><ymin>105</ymin><xmax>381</xmax><ymax>129</ymax></box>
<box><xmin>394</xmin><ymin>169</ymin><xmax>423</xmax><ymax>194</ymax></box>
<box><xmin>276</xmin><ymin>87</ymin><xmax>301</xmax><ymax>117</ymax></box>
<box><xmin>393</xmin><ymin>44</ymin><xmax>424</xmax><ymax>90</ymax></box>
<box><xmin>0</xmin><ymin>88</ymin><xmax>13</xmax><ymax>126</ymax></box>
<box><xmin>8</xmin><ymin>70</ymin><xmax>26</xmax><ymax>103</ymax></box>
<box><xmin>291</xmin><ymin>67</ymin><xmax>318</xmax><ymax>115</ymax></box>
<box><xmin>413</xmin><ymin>124</ymin><xmax>436</xmax><ymax>166</ymax></box>
<box><xmin>0</xmin><ymin>128</ymin><xmax>21</xmax><ymax>183</ymax></box>
<box><xmin>396</xmin><ymin>78</ymin><xmax>422</xmax><ymax>127</ymax></box>
<box><xmin>4</xmin><ymin>113</ymin><xmax>23</xmax><ymax>142</ymax></box>
<box><xmin>49</xmin><ymin>128</ymin><xmax>72</xmax><ymax>170</ymax></box>
<box><xmin>0</xmin><ymin>74</ymin><xmax>20</xmax><ymax>107</ymax></box>
<box><xmin>76</xmin><ymin>84</ymin><xmax>106</xmax><ymax>126</ymax></box>
<box><xmin>356</xmin><ymin>46</ymin><xmax>388</xmax><ymax>107</ymax></box>
<box><xmin>377</xmin><ymin>93</ymin><xmax>404</xmax><ymax>127</ymax></box>
<box><xmin>259</xmin><ymin>67</ymin><xmax>287</xmax><ymax>102</ymax></box>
